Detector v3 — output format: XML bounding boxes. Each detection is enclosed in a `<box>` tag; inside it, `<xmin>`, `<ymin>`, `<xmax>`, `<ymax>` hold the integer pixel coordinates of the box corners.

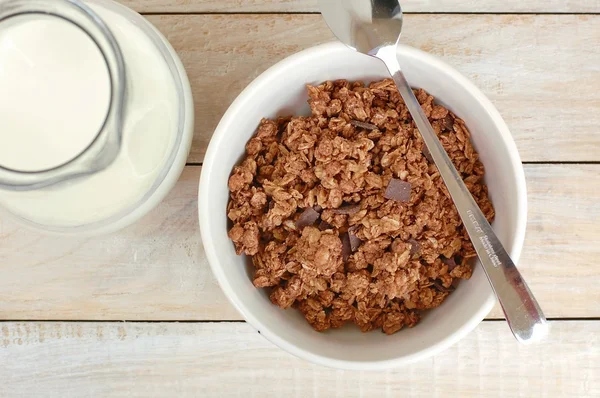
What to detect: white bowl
<box><xmin>199</xmin><ymin>42</ymin><xmax>527</xmax><ymax>370</ymax></box>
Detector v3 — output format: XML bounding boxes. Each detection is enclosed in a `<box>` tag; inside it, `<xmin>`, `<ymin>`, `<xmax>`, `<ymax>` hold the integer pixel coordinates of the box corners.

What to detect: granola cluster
<box><xmin>227</xmin><ymin>79</ymin><xmax>494</xmax><ymax>335</ymax></box>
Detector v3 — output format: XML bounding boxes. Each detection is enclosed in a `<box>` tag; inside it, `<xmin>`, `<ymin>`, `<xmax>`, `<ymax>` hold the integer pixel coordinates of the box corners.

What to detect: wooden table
<box><xmin>1</xmin><ymin>1</ymin><xmax>599</xmax><ymax>396</ymax></box>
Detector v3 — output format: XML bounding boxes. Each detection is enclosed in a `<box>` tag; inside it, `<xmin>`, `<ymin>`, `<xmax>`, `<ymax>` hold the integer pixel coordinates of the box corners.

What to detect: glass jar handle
<box><xmin>0</xmin><ymin>0</ymin><xmax>125</xmax><ymax>190</ymax></box>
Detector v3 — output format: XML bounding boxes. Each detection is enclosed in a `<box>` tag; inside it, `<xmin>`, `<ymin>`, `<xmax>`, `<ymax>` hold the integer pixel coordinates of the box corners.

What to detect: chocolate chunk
<box><xmin>408</xmin><ymin>239</ymin><xmax>420</xmax><ymax>256</ymax></box>
<box><xmin>313</xmin><ymin>205</ymin><xmax>323</xmax><ymax>213</ymax></box>
<box><xmin>443</xmin><ymin>114</ymin><xmax>454</xmax><ymax>131</ymax></box>
<box><xmin>348</xmin><ymin>229</ymin><xmax>362</xmax><ymax>252</ymax></box>
<box><xmin>318</xmin><ymin>220</ymin><xmax>333</xmax><ymax>231</ymax></box>
<box><xmin>384</xmin><ymin>178</ymin><xmax>412</xmax><ymax>202</ymax></box>
<box><xmin>455</xmin><ymin>256</ymin><xmax>463</xmax><ymax>265</ymax></box>
<box><xmin>350</xmin><ymin>120</ymin><xmax>378</xmax><ymax>130</ymax></box>
<box><xmin>422</xmin><ymin>145</ymin><xmax>433</xmax><ymax>163</ymax></box>
<box><xmin>441</xmin><ymin>256</ymin><xmax>458</xmax><ymax>271</ymax></box>
<box><xmin>295</xmin><ymin>207</ymin><xmax>320</xmax><ymax>229</ymax></box>
<box><xmin>341</xmin><ymin>229</ymin><xmax>362</xmax><ymax>262</ymax></box>
<box><xmin>332</xmin><ymin>203</ymin><xmax>361</xmax><ymax>215</ymax></box>
<box><xmin>341</xmin><ymin>233</ymin><xmax>352</xmax><ymax>262</ymax></box>
<box><xmin>432</xmin><ymin>281</ymin><xmax>454</xmax><ymax>293</ymax></box>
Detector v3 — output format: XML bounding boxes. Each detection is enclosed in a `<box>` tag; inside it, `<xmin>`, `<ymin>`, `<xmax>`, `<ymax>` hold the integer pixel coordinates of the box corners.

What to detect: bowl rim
<box><xmin>199</xmin><ymin>41</ymin><xmax>527</xmax><ymax>370</ymax></box>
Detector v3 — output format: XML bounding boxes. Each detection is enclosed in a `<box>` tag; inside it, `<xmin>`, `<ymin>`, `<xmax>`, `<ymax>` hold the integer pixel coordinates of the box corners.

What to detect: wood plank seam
<box><xmin>134</xmin><ymin>14</ymin><xmax>600</xmax><ymax>163</ymax></box>
<box><xmin>1</xmin><ymin>321</ymin><xmax>599</xmax><ymax>397</ymax></box>
<box><xmin>1</xmin><ymin>164</ymin><xmax>598</xmax><ymax>320</ymax></box>
<box><xmin>1</xmin><ymin>318</ymin><xmax>599</xmax><ymax>323</ymax></box>
<box><xmin>118</xmin><ymin>0</ymin><xmax>600</xmax><ymax>14</ymax></box>
<box><xmin>139</xmin><ymin>12</ymin><xmax>600</xmax><ymax>15</ymax></box>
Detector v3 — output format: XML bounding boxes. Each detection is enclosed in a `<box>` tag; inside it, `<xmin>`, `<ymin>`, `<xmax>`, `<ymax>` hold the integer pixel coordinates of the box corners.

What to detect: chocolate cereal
<box><xmin>227</xmin><ymin>79</ymin><xmax>494</xmax><ymax>335</ymax></box>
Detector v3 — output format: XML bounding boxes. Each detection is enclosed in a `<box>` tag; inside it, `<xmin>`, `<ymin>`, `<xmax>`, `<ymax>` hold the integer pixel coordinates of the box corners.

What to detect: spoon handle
<box><xmin>374</xmin><ymin>45</ymin><xmax>548</xmax><ymax>343</ymax></box>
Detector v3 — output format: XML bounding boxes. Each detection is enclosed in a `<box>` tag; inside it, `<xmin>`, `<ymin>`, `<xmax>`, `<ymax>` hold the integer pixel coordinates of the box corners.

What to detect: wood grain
<box><xmin>2</xmin><ymin>6</ymin><xmax>596</xmax><ymax>394</ymax></box>
<box><xmin>145</xmin><ymin>14</ymin><xmax>600</xmax><ymax>163</ymax></box>
<box><xmin>0</xmin><ymin>164</ymin><xmax>598</xmax><ymax>321</ymax></box>
<box><xmin>1</xmin><ymin>321</ymin><xmax>598</xmax><ymax>397</ymax></box>
<box><xmin>0</xmin><ymin>168</ymin><xmax>235</xmax><ymax>321</ymax></box>
<box><xmin>119</xmin><ymin>0</ymin><xmax>600</xmax><ymax>14</ymax></box>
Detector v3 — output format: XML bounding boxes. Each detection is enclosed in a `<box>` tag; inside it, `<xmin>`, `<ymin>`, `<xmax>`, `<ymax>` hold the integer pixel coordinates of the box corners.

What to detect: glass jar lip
<box><xmin>0</xmin><ymin>0</ymin><xmax>126</xmax><ymax>190</ymax></box>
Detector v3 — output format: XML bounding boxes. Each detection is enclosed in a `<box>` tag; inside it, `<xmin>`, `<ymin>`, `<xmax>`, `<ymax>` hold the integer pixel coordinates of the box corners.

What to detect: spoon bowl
<box><xmin>319</xmin><ymin>0</ymin><xmax>403</xmax><ymax>54</ymax></box>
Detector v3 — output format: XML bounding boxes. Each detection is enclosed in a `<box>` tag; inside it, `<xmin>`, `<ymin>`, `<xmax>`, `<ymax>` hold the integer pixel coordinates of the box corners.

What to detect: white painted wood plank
<box><xmin>0</xmin><ymin>165</ymin><xmax>597</xmax><ymax>320</ymax></box>
<box><xmin>145</xmin><ymin>14</ymin><xmax>600</xmax><ymax>162</ymax></box>
<box><xmin>0</xmin><ymin>167</ymin><xmax>239</xmax><ymax>321</ymax></box>
<box><xmin>1</xmin><ymin>321</ymin><xmax>598</xmax><ymax>397</ymax></box>
<box><xmin>119</xmin><ymin>0</ymin><xmax>600</xmax><ymax>14</ymax></box>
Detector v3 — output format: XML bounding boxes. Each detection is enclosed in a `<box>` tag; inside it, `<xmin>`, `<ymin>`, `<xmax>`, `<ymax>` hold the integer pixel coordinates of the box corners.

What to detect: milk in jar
<box><xmin>0</xmin><ymin>0</ymin><xmax>194</xmax><ymax>235</ymax></box>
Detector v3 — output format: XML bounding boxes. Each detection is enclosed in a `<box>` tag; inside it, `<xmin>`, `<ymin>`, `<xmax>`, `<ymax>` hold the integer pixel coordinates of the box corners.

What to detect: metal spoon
<box><xmin>318</xmin><ymin>0</ymin><xmax>547</xmax><ymax>343</ymax></box>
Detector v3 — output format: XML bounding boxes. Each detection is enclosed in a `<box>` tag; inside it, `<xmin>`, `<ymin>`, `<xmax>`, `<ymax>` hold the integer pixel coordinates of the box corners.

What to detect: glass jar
<box><xmin>0</xmin><ymin>0</ymin><xmax>194</xmax><ymax>235</ymax></box>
